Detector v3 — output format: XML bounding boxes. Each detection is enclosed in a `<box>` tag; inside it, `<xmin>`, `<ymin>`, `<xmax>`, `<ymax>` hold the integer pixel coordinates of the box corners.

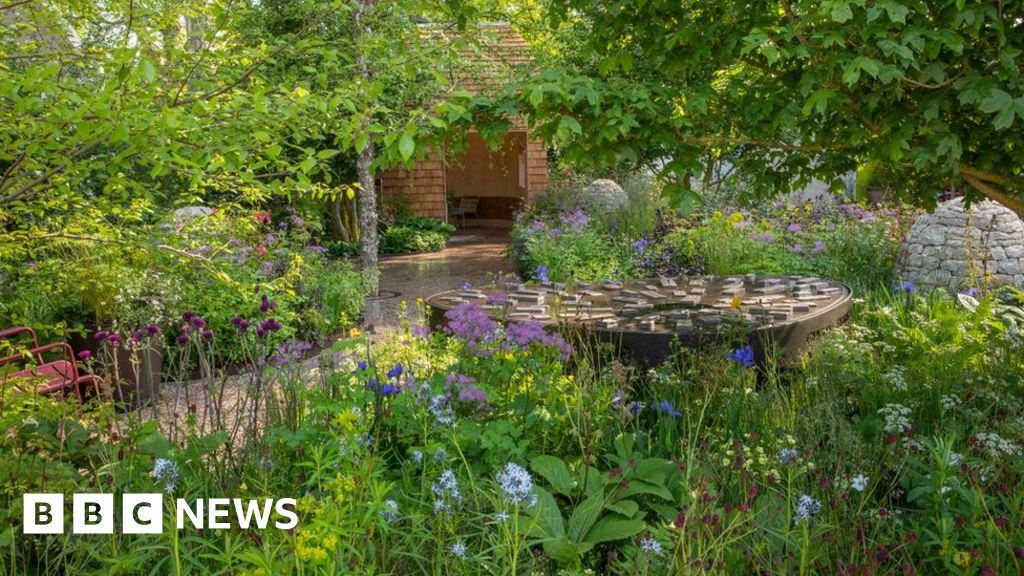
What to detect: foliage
<box><xmin>488</xmin><ymin>0</ymin><xmax>1024</xmax><ymax>215</ymax></box>
<box><xmin>380</xmin><ymin>217</ymin><xmax>456</xmax><ymax>254</ymax></box>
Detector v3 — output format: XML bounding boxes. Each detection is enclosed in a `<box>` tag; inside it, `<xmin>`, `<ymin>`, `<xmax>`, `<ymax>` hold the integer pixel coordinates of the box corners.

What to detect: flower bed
<box><xmin>2</xmin><ymin>286</ymin><xmax>1022</xmax><ymax>574</ymax></box>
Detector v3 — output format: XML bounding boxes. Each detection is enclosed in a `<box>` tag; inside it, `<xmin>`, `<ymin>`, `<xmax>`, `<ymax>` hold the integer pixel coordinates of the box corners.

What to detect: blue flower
<box><xmin>628</xmin><ymin>401</ymin><xmax>644</xmax><ymax>415</ymax></box>
<box><xmin>960</xmin><ymin>286</ymin><xmax>982</xmax><ymax>298</ymax></box>
<box><xmin>534</xmin><ymin>265</ymin><xmax>550</xmax><ymax>283</ymax></box>
<box><xmin>386</xmin><ymin>363</ymin><xmax>403</xmax><ymax>380</ymax></box>
<box><xmin>779</xmin><ymin>448</ymin><xmax>799</xmax><ymax>465</ymax></box>
<box><xmin>653</xmin><ymin>399</ymin><xmax>682</xmax><ymax>417</ymax></box>
<box><xmin>495</xmin><ymin>462</ymin><xmax>536</xmax><ymax>506</ymax></box>
<box><xmin>894</xmin><ymin>280</ymin><xmax>916</xmax><ymax>293</ymax></box>
<box><xmin>153</xmin><ymin>458</ymin><xmax>180</xmax><ymax>492</ymax></box>
<box><xmin>727</xmin><ymin>345</ymin><xmax>755</xmax><ymax>367</ymax></box>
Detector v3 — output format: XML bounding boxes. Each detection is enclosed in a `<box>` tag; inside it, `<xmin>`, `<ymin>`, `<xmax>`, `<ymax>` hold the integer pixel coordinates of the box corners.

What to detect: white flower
<box><xmin>851</xmin><ymin>474</ymin><xmax>869</xmax><ymax>492</ymax></box>
<box><xmin>878</xmin><ymin>404</ymin><xmax>912</xmax><ymax>434</ymax></box>
<box><xmin>153</xmin><ymin>458</ymin><xmax>179</xmax><ymax>492</ymax></box>
<box><xmin>639</xmin><ymin>536</ymin><xmax>662</xmax><ymax>555</ymax></box>
<box><xmin>380</xmin><ymin>500</ymin><xmax>399</xmax><ymax>524</ymax></box>
<box><xmin>450</xmin><ymin>541</ymin><xmax>467</xmax><ymax>560</ymax></box>
<box><xmin>495</xmin><ymin>463</ymin><xmax>535</xmax><ymax>506</ymax></box>
<box><xmin>793</xmin><ymin>494</ymin><xmax>821</xmax><ymax>522</ymax></box>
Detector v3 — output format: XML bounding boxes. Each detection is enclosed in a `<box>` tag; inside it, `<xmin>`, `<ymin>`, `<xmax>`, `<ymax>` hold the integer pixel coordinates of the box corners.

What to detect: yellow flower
<box><xmin>730</xmin><ymin>211</ymin><xmax>744</xmax><ymax>223</ymax></box>
<box><xmin>730</xmin><ymin>296</ymin><xmax>743</xmax><ymax>310</ymax></box>
<box><xmin>348</xmin><ymin>327</ymin><xmax>362</xmax><ymax>338</ymax></box>
<box><xmin>953</xmin><ymin>550</ymin><xmax>971</xmax><ymax>568</ymax></box>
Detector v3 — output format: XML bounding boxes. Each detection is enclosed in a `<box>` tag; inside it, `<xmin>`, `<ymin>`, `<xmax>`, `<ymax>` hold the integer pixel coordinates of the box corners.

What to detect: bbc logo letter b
<box><xmin>24</xmin><ymin>494</ymin><xmax>64</xmax><ymax>534</ymax></box>
<box><xmin>73</xmin><ymin>493</ymin><xmax>114</xmax><ymax>534</ymax></box>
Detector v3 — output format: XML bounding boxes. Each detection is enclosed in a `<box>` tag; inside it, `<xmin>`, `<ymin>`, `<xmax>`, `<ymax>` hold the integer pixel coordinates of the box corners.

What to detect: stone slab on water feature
<box><xmin>426</xmin><ymin>275</ymin><xmax>852</xmax><ymax>366</ymax></box>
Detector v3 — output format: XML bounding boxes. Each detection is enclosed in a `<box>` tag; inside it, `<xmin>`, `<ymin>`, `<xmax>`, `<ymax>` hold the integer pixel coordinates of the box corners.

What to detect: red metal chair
<box><xmin>0</xmin><ymin>326</ymin><xmax>104</xmax><ymax>408</ymax></box>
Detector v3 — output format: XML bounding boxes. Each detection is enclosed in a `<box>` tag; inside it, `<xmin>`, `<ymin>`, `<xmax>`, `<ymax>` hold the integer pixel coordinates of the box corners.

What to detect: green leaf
<box><xmin>139</xmin><ymin>59</ymin><xmax>156</xmax><ymax>83</ymax></box>
<box><xmin>529</xmin><ymin>87</ymin><xmax>544</xmax><ymax>107</ymax></box>
<box><xmin>531</xmin><ymin>455</ymin><xmax>575</xmax><ymax>497</ymax></box>
<box><xmin>831</xmin><ymin>2</ymin><xmax>854</xmax><ymax>23</ymax></box>
<box><xmin>398</xmin><ymin>133</ymin><xmax>415</xmax><ymax>161</ymax></box>
<box><xmin>528</xmin><ymin>487</ymin><xmax>566</xmax><ymax>539</ymax></box>
<box><xmin>583</xmin><ymin>514</ymin><xmax>645</xmax><ymax>544</ymax></box>
<box><xmin>567</xmin><ymin>494</ymin><xmax>604</xmax><ymax>542</ymax></box>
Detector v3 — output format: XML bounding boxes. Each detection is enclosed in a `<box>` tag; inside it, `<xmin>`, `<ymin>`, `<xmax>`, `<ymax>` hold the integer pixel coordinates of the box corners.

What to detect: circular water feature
<box><xmin>426</xmin><ymin>275</ymin><xmax>852</xmax><ymax>365</ymax></box>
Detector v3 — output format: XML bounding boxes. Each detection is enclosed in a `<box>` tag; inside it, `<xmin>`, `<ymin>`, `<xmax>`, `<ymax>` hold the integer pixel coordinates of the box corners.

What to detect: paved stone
<box><xmin>362</xmin><ymin>228</ymin><xmax>516</xmax><ymax>332</ymax></box>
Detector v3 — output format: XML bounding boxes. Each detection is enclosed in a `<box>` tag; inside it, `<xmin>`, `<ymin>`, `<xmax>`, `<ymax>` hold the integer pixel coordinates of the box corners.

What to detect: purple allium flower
<box><xmin>727</xmin><ymin>345</ymin><xmax>755</xmax><ymax>367</ymax></box>
<box><xmin>106</xmin><ymin>334</ymin><xmax>120</xmax><ymax>344</ymax></box>
<box><xmin>788</xmin><ymin>244</ymin><xmax>803</xmax><ymax>254</ymax></box>
<box><xmin>231</xmin><ymin>316</ymin><xmax>243</xmax><ymax>326</ymax></box>
<box><xmin>94</xmin><ymin>330</ymin><xmax>108</xmax><ymax>341</ymax></box>
<box><xmin>787</xmin><ymin>223</ymin><xmax>803</xmax><ymax>232</ymax></box>
<box><xmin>147</xmin><ymin>324</ymin><xmax>159</xmax><ymax>335</ymax></box>
<box><xmin>77</xmin><ymin>350</ymin><xmax>91</xmax><ymax>361</ymax></box>
<box><xmin>199</xmin><ymin>330</ymin><xmax>212</xmax><ymax>340</ymax></box>
<box><xmin>238</xmin><ymin>320</ymin><xmax>250</xmax><ymax>331</ymax></box>
<box><xmin>895</xmin><ymin>280</ymin><xmax>916</xmax><ymax>293</ymax></box>
<box><xmin>752</xmin><ymin>231</ymin><xmax>775</xmax><ymax>243</ymax></box>
<box><xmin>182</xmin><ymin>311</ymin><xmax>194</xmax><ymax>320</ymax></box>
<box><xmin>533</xmin><ymin>265</ymin><xmax>550</xmax><ymax>283</ymax></box>
<box><xmin>810</xmin><ymin>240</ymin><xmax>826</xmax><ymax>255</ymax></box>
<box><xmin>177</xmin><ymin>335</ymin><xmax>188</xmax><ymax>345</ymax></box>
<box><xmin>191</xmin><ymin>317</ymin><xmax>206</xmax><ymax>328</ymax></box>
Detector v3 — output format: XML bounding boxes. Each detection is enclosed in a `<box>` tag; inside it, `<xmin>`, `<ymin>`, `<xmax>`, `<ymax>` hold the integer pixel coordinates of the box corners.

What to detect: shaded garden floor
<box><xmin>364</xmin><ymin>228</ymin><xmax>516</xmax><ymax>332</ymax></box>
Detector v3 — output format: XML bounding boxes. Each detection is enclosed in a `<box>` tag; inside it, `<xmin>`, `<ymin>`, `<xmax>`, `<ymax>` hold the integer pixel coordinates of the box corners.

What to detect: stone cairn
<box><xmin>580</xmin><ymin>179</ymin><xmax>628</xmax><ymax>212</ymax></box>
<box><xmin>900</xmin><ymin>198</ymin><xmax>1024</xmax><ymax>291</ymax></box>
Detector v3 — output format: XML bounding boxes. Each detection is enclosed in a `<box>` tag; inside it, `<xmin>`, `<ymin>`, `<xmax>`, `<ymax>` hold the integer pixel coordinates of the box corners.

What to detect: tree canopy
<box><xmin>494</xmin><ymin>0</ymin><xmax>1024</xmax><ymax>215</ymax></box>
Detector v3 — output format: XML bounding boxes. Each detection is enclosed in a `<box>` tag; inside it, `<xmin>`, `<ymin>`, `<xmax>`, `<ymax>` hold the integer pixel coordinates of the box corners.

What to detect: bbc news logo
<box><xmin>23</xmin><ymin>494</ymin><xmax>298</xmax><ymax>534</ymax></box>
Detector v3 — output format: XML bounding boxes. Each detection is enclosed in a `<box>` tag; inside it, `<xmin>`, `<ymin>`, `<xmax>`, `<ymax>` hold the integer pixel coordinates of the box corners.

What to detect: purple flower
<box><xmin>357</xmin><ymin>360</ymin><xmax>368</xmax><ymax>371</ymax></box>
<box><xmin>533</xmin><ymin>265</ymin><xmax>550</xmax><ymax>283</ymax></box>
<box><xmin>809</xmin><ymin>240</ymin><xmax>826</xmax><ymax>255</ymax></box>
<box><xmin>411</xmin><ymin>324</ymin><xmax>432</xmax><ymax>339</ymax></box>
<box><xmin>182</xmin><ymin>311</ymin><xmax>195</xmax><ymax>321</ymax></box>
<box><xmin>260</xmin><ymin>294</ymin><xmax>277</xmax><ymax>314</ymax></box>
<box><xmin>559</xmin><ymin>209</ymin><xmax>589</xmax><ymax>231</ymax></box>
<box><xmin>505</xmin><ymin>321</ymin><xmax>572</xmax><ymax>360</ymax></box>
<box><xmin>961</xmin><ymin>287</ymin><xmax>982</xmax><ymax>298</ymax></box>
<box><xmin>77</xmin><ymin>350</ymin><xmax>91</xmax><ymax>361</ymax></box>
<box><xmin>106</xmin><ymin>334</ymin><xmax>120</xmax><ymax>344</ymax></box>
<box><xmin>632</xmin><ymin>239</ymin><xmax>650</xmax><ymax>254</ymax></box>
<box><xmin>894</xmin><ymin>280</ymin><xmax>916</xmax><ymax>294</ymax></box>
<box><xmin>461</xmin><ymin>282</ymin><xmax>472</xmax><ymax>290</ymax></box>
<box><xmin>94</xmin><ymin>330</ymin><xmax>108</xmax><ymax>341</ymax></box>
<box><xmin>727</xmin><ymin>345</ymin><xmax>755</xmax><ymax>367</ymax></box>
<box><xmin>146</xmin><ymin>325</ymin><xmax>159</xmax><ymax>335</ymax></box>
<box><xmin>177</xmin><ymin>335</ymin><xmax>189</xmax><ymax>345</ymax></box>
<box><xmin>629</xmin><ymin>401</ymin><xmax>644</xmax><ymax>415</ymax></box>
<box><xmin>306</xmin><ymin>245</ymin><xmax>326</xmax><ymax>254</ymax></box>
<box><xmin>787</xmin><ymin>223</ymin><xmax>803</xmax><ymax>233</ymax></box>
<box><xmin>231</xmin><ymin>316</ymin><xmax>243</xmax><ymax>326</ymax></box>
<box><xmin>485</xmin><ymin>292</ymin><xmax>508</xmax><ymax>305</ymax></box>
<box><xmin>201</xmin><ymin>330</ymin><xmax>214</xmax><ymax>340</ymax></box>
<box><xmin>788</xmin><ymin>244</ymin><xmax>803</xmax><ymax>254</ymax></box>
<box><xmin>191</xmin><ymin>317</ymin><xmax>206</xmax><ymax>328</ymax></box>
<box><xmin>752</xmin><ymin>231</ymin><xmax>774</xmax><ymax>243</ymax></box>
<box><xmin>444</xmin><ymin>302</ymin><xmax>499</xmax><ymax>345</ymax></box>
<box><xmin>526</xmin><ymin>220</ymin><xmax>546</xmax><ymax>235</ymax></box>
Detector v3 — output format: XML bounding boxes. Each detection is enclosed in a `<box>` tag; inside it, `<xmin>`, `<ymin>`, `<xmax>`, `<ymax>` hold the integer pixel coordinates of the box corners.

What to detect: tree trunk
<box><xmin>329</xmin><ymin>196</ymin><xmax>350</xmax><ymax>242</ymax></box>
<box><xmin>354</xmin><ymin>0</ymin><xmax>379</xmax><ymax>294</ymax></box>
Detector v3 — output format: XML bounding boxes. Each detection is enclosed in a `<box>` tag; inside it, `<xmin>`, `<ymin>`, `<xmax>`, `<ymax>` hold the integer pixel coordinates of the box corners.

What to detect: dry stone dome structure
<box><xmin>900</xmin><ymin>198</ymin><xmax>1024</xmax><ymax>291</ymax></box>
<box><xmin>581</xmin><ymin>179</ymin><xmax>628</xmax><ymax>212</ymax></box>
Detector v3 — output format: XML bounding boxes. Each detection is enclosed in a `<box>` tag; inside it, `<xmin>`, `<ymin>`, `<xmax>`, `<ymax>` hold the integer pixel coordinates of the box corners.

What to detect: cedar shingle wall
<box><xmin>380</xmin><ymin>150</ymin><xmax>447</xmax><ymax>219</ymax></box>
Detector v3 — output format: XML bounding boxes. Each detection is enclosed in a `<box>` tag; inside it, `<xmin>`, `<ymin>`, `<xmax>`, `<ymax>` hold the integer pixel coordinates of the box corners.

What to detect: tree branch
<box><xmin>962</xmin><ymin>173</ymin><xmax>1024</xmax><ymax>219</ymax></box>
<box><xmin>677</xmin><ymin>134</ymin><xmax>845</xmax><ymax>153</ymax></box>
<box><xmin>0</xmin><ymin>140</ymin><xmax>103</xmax><ymax>204</ymax></box>
<box><xmin>0</xmin><ymin>0</ymin><xmax>32</xmax><ymax>10</ymax></box>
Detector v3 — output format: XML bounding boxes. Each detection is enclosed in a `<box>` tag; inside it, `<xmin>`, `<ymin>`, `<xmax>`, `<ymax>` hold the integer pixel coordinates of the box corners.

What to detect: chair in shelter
<box><xmin>451</xmin><ymin>196</ymin><xmax>480</xmax><ymax>228</ymax></box>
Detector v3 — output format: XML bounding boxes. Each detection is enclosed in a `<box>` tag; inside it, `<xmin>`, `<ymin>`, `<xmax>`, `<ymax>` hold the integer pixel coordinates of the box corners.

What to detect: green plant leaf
<box><xmin>531</xmin><ymin>455</ymin><xmax>575</xmax><ymax>497</ymax></box>
<box><xmin>583</xmin><ymin>514</ymin><xmax>645</xmax><ymax>544</ymax></box>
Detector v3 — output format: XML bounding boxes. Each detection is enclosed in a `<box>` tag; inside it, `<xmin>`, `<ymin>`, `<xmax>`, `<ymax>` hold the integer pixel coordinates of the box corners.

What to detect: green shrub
<box><xmin>380</xmin><ymin>217</ymin><xmax>456</xmax><ymax>254</ymax></box>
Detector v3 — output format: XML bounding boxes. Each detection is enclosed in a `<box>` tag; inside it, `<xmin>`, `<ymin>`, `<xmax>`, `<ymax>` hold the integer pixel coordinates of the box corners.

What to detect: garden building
<box><xmin>378</xmin><ymin>24</ymin><xmax>549</xmax><ymax>227</ymax></box>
